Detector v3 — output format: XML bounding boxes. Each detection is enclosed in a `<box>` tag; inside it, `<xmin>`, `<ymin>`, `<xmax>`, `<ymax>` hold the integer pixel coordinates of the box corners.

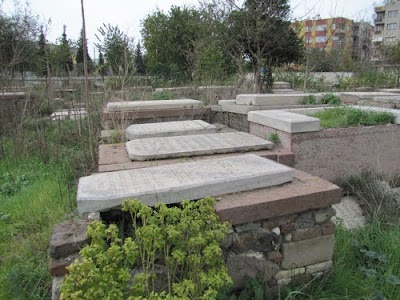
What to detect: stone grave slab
<box><xmin>248</xmin><ymin>110</ymin><xmax>320</xmax><ymax>133</ymax></box>
<box><xmin>236</xmin><ymin>94</ymin><xmax>323</xmax><ymax>106</ymax></box>
<box><xmin>126</xmin><ymin>120</ymin><xmax>217</xmax><ymax>140</ymax></box>
<box><xmin>106</xmin><ymin>99</ymin><xmax>201</xmax><ymax>112</ymax></box>
<box><xmin>77</xmin><ymin>154</ymin><xmax>293</xmax><ymax>213</ymax></box>
<box><xmin>126</xmin><ymin>132</ymin><xmax>273</xmax><ymax>161</ymax></box>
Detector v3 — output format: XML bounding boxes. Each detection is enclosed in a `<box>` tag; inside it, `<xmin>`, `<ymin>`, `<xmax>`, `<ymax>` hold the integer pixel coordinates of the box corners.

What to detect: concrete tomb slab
<box><xmin>106</xmin><ymin>99</ymin><xmax>201</xmax><ymax>112</ymax></box>
<box><xmin>126</xmin><ymin>132</ymin><xmax>274</xmax><ymax>161</ymax></box>
<box><xmin>248</xmin><ymin>110</ymin><xmax>320</xmax><ymax>133</ymax></box>
<box><xmin>77</xmin><ymin>154</ymin><xmax>293</xmax><ymax>213</ymax></box>
<box><xmin>126</xmin><ymin>120</ymin><xmax>217</xmax><ymax>140</ymax></box>
<box><xmin>236</xmin><ymin>94</ymin><xmax>323</xmax><ymax>106</ymax></box>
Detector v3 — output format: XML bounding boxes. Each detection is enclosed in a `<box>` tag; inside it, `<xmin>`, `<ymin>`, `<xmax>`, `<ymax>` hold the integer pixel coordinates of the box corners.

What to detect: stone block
<box><xmin>294</xmin><ymin>212</ymin><xmax>315</xmax><ymax>229</ymax></box>
<box><xmin>215</xmin><ymin>170</ymin><xmax>341</xmax><ymax>226</ymax></box>
<box><xmin>78</xmin><ymin>154</ymin><xmax>293</xmax><ymax>213</ymax></box>
<box><xmin>321</xmin><ymin>221</ymin><xmax>336</xmax><ymax>236</ymax></box>
<box><xmin>49</xmin><ymin>254</ymin><xmax>79</xmax><ymax>276</ymax></box>
<box><xmin>306</xmin><ymin>260</ymin><xmax>333</xmax><ymax>274</ymax></box>
<box><xmin>49</xmin><ymin>219</ymin><xmax>91</xmax><ymax>259</ymax></box>
<box><xmin>248</xmin><ymin>110</ymin><xmax>320</xmax><ymax>133</ymax></box>
<box><xmin>281</xmin><ymin>235</ymin><xmax>334</xmax><ymax>269</ymax></box>
<box><xmin>126</xmin><ymin>132</ymin><xmax>274</xmax><ymax>161</ymax></box>
<box><xmin>313</xmin><ymin>207</ymin><xmax>336</xmax><ymax>224</ymax></box>
<box><xmin>280</xmin><ymin>223</ymin><xmax>295</xmax><ymax>234</ymax></box>
<box><xmin>268</xmin><ymin>251</ymin><xmax>283</xmax><ymax>263</ymax></box>
<box><xmin>275</xmin><ymin>267</ymin><xmax>305</xmax><ymax>279</ymax></box>
<box><xmin>125</xmin><ymin>120</ymin><xmax>217</xmax><ymax>140</ymax></box>
<box><xmin>262</xmin><ymin>214</ymin><xmax>297</xmax><ymax>230</ymax></box>
<box><xmin>232</xmin><ymin>227</ymin><xmax>280</xmax><ymax>253</ymax></box>
<box><xmin>106</xmin><ymin>99</ymin><xmax>201</xmax><ymax>112</ymax></box>
<box><xmin>51</xmin><ymin>276</ymin><xmax>64</xmax><ymax>300</ymax></box>
<box><xmin>236</xmin><ymin>94</ymin><xmax>323</xmax><ymax>106</ymax></box>
<box><xmin>291</xmin><ymin>226</ymin><xmax>322</xmax><ymax>242</ymax></box>
<box><xmin>226</xmin><ymin>252</ymin><xmax>266</xmax><ymax>290</ymax></box>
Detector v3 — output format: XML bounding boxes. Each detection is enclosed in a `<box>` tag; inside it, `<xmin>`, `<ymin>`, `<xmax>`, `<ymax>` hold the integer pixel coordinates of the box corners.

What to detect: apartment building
<box><xmin>372</xmin><ymin>0</ymin><xmax>400</xmax><ymax>62</ymax></box>
<box><xmin>293</xmin><ymin>17</ymin><xmax>354</xmax><ymax>51</ymax></box>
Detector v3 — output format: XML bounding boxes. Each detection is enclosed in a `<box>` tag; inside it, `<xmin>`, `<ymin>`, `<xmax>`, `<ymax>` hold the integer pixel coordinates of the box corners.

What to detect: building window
<box><xmin>336</xmin><ymin>23</ymin><xmax>346</xmax><ymax>30</ymax></box>
<box><xmin>316</xmin><ymin>36</ymin><xmax>326</xmax><ymax>43</ymax></box>
<box><xmin>386</xmin><ymin>36</ymin><xmax>396</xmax><ymax>43</ymax></box>
<box><xmin>305</xmin><ymin>36</ymin><xmax>312</xmax><ymax>44</ymax></box>
<box><xmin>305</xmin><ymin>26</ymin><xmax>312</xmax><ymax>32</ymax></box>
<box><xmin>387</xmin><ymin>23</ymin><xmax>397</xmax><ymax>30</ymax></box>
<box><xmin>388</xmin><ymin>10</ymin><xmax>398</xmax><ymax>18</ymax></box>
<box><xmin>316</xmin><ymin>25</ymin><xmax>327</xmax><ymax>32</ymax></box>
<box><xmin>375</xmin><ymin>25</ymin><xmax>384</xmax><ymax>32</ymax></box>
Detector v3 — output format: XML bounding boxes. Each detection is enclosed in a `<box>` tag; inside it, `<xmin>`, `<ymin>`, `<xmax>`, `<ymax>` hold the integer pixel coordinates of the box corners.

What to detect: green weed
<box><xmin>314</xmin><ymin>107</ymin><xmax>395</xmax><ymax>128</ymax></box>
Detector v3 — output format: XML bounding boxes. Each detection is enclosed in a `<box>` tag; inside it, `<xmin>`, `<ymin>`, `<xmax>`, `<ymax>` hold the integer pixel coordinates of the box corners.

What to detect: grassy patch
<box><xmin>314</xmin><ymin>107</ymin><xmax>395</xmax><ymax>128</ymax></box>
<box><xmin>0</xmin><ymin>157</ymin><xmax>75</xmax><ymax>299</ymax></box>
<box><xmin>284</xmin><ymin>222</ymin><xmax>400</xmax><ymax>300</ymax></box>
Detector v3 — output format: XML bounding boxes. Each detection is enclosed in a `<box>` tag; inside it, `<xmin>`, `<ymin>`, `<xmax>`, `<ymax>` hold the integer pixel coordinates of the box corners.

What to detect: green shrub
<box><xmin>61</xmin><ymin>198</ymin><xmax>231</xmax><ymax>300</ymax></box>
<box><xmin>301</xmin><ymin>95</ymin><xmax>317</xmax><ymax>105</ymax></box>
<box><xmin>267</xmin><ymin>132</ymin><xmax>280</xmax><ymax>145</ymax></box>
<box><xmin>320</xmin><ymin>93</ymin><xmax>340</xmax><ymax>105</ymax></box>
<box><xmin>314</xmin><ymin>107</ymin><xmax>395</xmax><ymax>128</ymax></box>
<box><xmin>151</xmin><ymin>91</ymin><xmax>175</xmax><ymax>100</ymax></box>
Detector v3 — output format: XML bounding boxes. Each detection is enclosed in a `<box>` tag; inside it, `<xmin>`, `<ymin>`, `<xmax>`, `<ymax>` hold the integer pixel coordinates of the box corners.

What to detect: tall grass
<box><xmin>0</xmin><ymin>156</ymin><xmax>75</xmax><ymax>299</ymax></box>
<box><xmin>314</xmin><ymin>107</ymin><xmax>395</xmax><ymax>129</ymax></box>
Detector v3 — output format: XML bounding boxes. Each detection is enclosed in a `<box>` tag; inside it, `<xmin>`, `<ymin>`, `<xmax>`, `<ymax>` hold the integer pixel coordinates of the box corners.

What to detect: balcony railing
<box><xmin>374</xmin><ymin>6</ymin><xmax>385</xmax><ymax>12</ymax></box>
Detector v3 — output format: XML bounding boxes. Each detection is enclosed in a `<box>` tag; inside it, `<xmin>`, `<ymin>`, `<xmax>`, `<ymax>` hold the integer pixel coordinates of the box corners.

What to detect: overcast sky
<box><xmin>1</xmin><ymin>0</ymin><xmax>376</xmax><ymax>58</ymax></box>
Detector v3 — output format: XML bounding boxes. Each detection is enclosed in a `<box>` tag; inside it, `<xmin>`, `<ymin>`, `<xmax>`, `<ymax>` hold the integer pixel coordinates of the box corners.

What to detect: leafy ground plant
<box><xmin>267</xmin><ymin>132</ymin><xmax>280</xmax><ymax>145</ymax></box>
<box><xmin>313</xmin><ymin>107</ymin><xmax>395</xmax><ymax>128</ymax></box>
<box><xmin>61</xmin><ymin>198</ymin><xmax>232</xmax><ymax>300</ymax></box>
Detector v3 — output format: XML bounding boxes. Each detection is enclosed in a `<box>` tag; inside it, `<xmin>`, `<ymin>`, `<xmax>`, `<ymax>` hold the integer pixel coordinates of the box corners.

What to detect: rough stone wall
<box><xmin>250</xmin><ymin>122</ymin><xmax>400</xmax><ymax>181</ymax></box>
<box><xmin>49</xmin><ymin>207</ymin><xmax>336</xmax><ymax>299</ymax></box>
<box><xmin>223</xmin><ymin>207</ymin><xmax>336</xmax><ymax>292</ymax></box>
<box><xmin>212</xmin><ymin>111</ymin><xmax>249</xmax><ymax>132</ymax></box>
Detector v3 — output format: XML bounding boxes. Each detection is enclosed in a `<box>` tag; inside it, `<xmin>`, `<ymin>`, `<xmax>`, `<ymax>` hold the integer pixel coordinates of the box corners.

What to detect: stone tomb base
<box><xmin>50</xmin><ymin>166</ymin><xmax>341</xmax><ymax>295</ymax></box>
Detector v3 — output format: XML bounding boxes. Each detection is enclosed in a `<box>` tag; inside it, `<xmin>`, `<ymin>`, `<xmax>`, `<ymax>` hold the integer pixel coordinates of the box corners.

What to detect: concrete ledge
<box><xmin>236</xmin><ymin>94</ymin><xmax>323</xmax><ymax>106</ymax></box>
<box><xmin>106</xmin><ymin>99</ymin><xmax>201</xmax><ymax>112</ymax></box>
<box><xmin>340</xmin><ymin>92</ymin><xmax>399</xmax><ymax>104</ymax></box>
<box><xmin>78</xmin><ymin>154</ymin><xmax>293</xmax><ymax>213</ymax></box>
<box><xmin>215</xmin><ymin>169</ymin><xmax>341</xmax><ymax>225</ymax></box>
<box><xmin>248</xmin><ymin>110</ymin><xmax>320</xmax><ymax>133</ymax></box>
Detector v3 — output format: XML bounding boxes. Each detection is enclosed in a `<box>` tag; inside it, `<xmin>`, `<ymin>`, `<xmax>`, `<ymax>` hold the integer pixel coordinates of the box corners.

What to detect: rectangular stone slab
<box><xmin>106</xmin><ymin>99</ymin><xmax>201</xmax><ymax>112</ymax></box>
<box><xmin>125</xmin><ymin>120</ymin><xmax>217</xmax><ymax>140</ymax></box>
<box><xmin>126</xmin><ymin>132</ymin><xmax>274</xmax><ymax>161</ymax></box>
<box><xmin>248</xmin><ymin>110</ymin><xmax>320</xmax><ymax>133</ymax></box>
<box><xmin>236</xmin><ymin>94</ymin><xmax>323</xmax><ymax>106</ymax></box>
<box><xmin>77</xmin><ymin>154</ymin><xmax>293</xmax><ymax>213</ymax></box>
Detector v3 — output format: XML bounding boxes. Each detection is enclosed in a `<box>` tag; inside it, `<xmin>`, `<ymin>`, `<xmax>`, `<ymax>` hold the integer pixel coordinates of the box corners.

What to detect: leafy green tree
<box><xmin>50</xmin><ymin>25</ymin><xmax>73</xmax><ymax>76</ymax></box>
<box><xmin>383</xmin><ymin>41</ymin><xmax>400</xmax><ymax>88</ymax></box>
<box><xmin>0</xmin><ymin>1</ymin><xmax>40</xmax><ymax>81</ymax></box>
<box><xmin>95</xmin><ymin>23</ymin><xmax>133</xmax><ymax>75</ymax></box>
<box><xmin>142</xmin><ymin>6</ymin><xmax>202</xmax><ymax>82</ymax></box>
<box><xmin>96</xmin><ymin>51</ymin><xmax>107</xmax><ymax>79</ymax></box>
<box><xmin>133</xmin><ymin>42</ymin><xmax>146</xmax><ymax>75</ymax></box>
<box><xmin>202</xmin><ymin>0</ymin><xmax>303</xmax><ymax>92</ymax></box>
<box><xmin>76</xmin><ymin>29</ymin><xmax>93</xmax><ymax>75</ymax></box>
